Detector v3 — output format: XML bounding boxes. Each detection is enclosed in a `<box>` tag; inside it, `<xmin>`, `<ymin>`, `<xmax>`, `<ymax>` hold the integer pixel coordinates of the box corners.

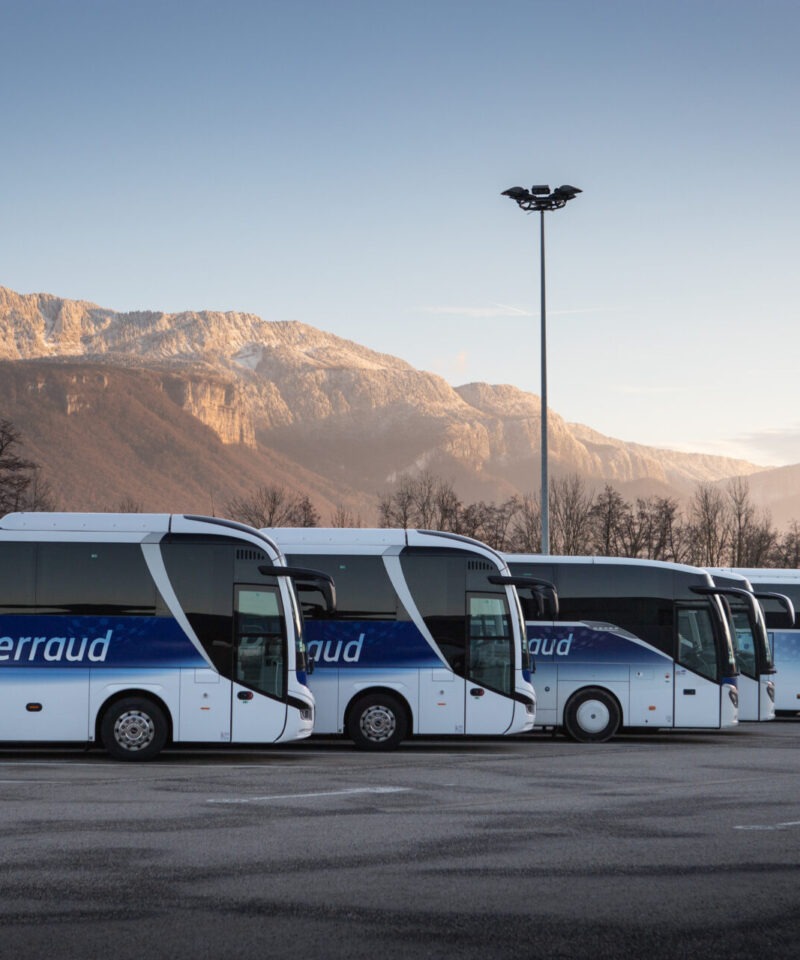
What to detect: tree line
<box><xmin>375</xmin><ymin>470</ymin><xmax>800</xmax><ymax>568</ymax></box>
<box><xmin>223</xmin><ymin>468</ymin><xmax>800</xmax><ymax>568</ymax></box>
<box><xmin>2</xmin><ymin>417</ymin><xmax>798</xmax><ymax>569</ymax></box>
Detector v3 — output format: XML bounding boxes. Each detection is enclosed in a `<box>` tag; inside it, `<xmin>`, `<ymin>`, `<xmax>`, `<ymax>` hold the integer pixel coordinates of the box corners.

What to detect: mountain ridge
<box><xmin>2</xmin><ymin>285</ymin><xmax>793</xmax><ymax>523</ymax></box>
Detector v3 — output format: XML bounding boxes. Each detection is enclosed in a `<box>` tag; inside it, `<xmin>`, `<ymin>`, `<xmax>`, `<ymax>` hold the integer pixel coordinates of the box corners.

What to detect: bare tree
<box><xmin>740</xmin><ymin>509</ymin><xmax>777</xmax><ymax>567</ymax></box>
<box><xmin>617</xmin><ymin>496</ymin><xmax>683</xmax><ymax>560</ymax></box>
<box><xmin>330</xmin><ymin>504</ymin><xmax>363</xmax><ymax>527</ymax></box>
<box><xmin>292</xmin><ymin>495</ymin><xmax>321</xmax><ymax>528</ymax></box>
<box><xmin>378</xmin><ymin>475</ymin><xmax>416</xmax><ymax>528</ymax></box>
<box><xmin>477</xmin><ymin>499</ymin><xmax>520</xmax><ymax>551</ymax></box>
<box><xmin>507</xmin><ymin>493</ymin><xmax>540</xmax><ymax>553</ymax></box>
<box><xmin>550</xmin><ymin>475</ymin><xmax>594</xmax><ymax>555</ymax></box>
<box><xmin>723</xmin><ymin>478</ymin><xmax>777</xmax><ymax>567</ymax></box>
<box><xmin>0</xmin><ymin>419</ymin><xmax>57</xmax><ymax>513</ymax></box>
<box><xmin>432</xmin><ymin>477</ymin><xmax>462</xmax><ymax>531</ymax></box>
<box><xmin>726</xmin><ymin>477</ymin><xmax>756</xmax><ymax>566</ymax></box>
<box><xmin>108</xmin><ymin>496</ymin><xmax>144</xmax><ymax>513</ymax></box>
<box><xmin>225</xmin><ymin>485</ymin><xmax>320</xmax><ymax>529</ymax></box>
<box><xmin>458</xmin><ymin>500</ymin><xmax>491</xmax><ymax>542</ymax></box>
<box><xmin>379</xmin><ymin>471</ymin><xmax>462</xmax><ymax>532</ymax></box>
<box><xmin>646</xmin><ymin>496</ymin><xmax>689</xmax><ymax>562</ymax></box>
<box><xmin>688</xmin><ymin>484</ymin><xmax>730</xmax><ymax>566</ymax></box>
<box><xmin>774</xmin><ymin>520</ymin><xmax>800</xmax><ymax>568</ymax></box>
<box><xmin>589</xmin><ymin>485</ymin><xmax>629</xmax><ymax>556</ymax></box>
<box><xmin>19</xmin><ymin>467</ymin><xmax>59</xmax><ymax>512</ymax></box>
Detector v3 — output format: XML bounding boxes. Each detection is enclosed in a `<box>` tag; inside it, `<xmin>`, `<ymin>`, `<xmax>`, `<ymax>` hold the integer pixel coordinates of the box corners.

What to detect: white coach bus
<box><xmin>0</xmin><ymin>513</ymin><xmax>333</xmax><ymax>760</ymax></box>
<box><xmin>714</xmin><ymin>568</ymin><xmax>800</xmax><ymax>716</ymax></box>
<box><xmin>706</xmin><ymin>570</ymin><xmax>783</xmax><ymax>722</ymax></box>
<box><xmin>266</xmin><ymin>529</ymin><xmax>543</xmax><ymax>750</ymax></box>
<box><xmin>503</xmin><ymin>555</ymin><xmax>739</xmax><ymax>742</ymax></box>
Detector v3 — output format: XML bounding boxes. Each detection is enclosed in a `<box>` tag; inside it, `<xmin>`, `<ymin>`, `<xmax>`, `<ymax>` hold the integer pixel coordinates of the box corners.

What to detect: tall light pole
<box><xmin>501</xmin><ymin>183</ymin><xmax>581</xmax><ymax>555</ymax></box>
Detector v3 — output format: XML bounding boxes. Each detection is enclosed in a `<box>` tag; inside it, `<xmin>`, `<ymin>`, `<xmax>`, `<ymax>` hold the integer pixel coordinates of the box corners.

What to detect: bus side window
<box><xmin>289</xmin><ymin>554</ymin><xmax>399</xmax><ymax>621</ymax></box>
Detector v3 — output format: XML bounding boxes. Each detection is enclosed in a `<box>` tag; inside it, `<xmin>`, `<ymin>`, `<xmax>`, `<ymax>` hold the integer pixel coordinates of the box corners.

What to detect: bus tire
<box><xmin>100</xmin><ymin>697</ymin><xmax>168</xmax><ymax>761</ymax></box>
<box><xmin>563</xmin><ymin>688</ymin><xmax>620</xmax><ymax>743</ymax></box>
<box><xmin>347</xmin><ymin>692</ymin><xmax>408</xmax><ymax>751</ymax></box>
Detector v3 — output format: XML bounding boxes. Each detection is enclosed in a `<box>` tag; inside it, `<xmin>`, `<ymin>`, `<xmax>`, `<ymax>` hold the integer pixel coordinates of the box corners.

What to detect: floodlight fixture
<box><xmin>501</xmin><ymin>186</ymin><xmax>531</xmax><ymax>202</ymax></box>
<box><xmin>502</xmin><ymin>183</ymin><xmax>582</xmax><ymax>213</ymax></box>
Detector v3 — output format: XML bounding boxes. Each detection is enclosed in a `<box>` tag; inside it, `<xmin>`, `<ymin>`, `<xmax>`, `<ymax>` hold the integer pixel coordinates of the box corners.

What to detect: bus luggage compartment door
<box><xmin>0</xmin><ymin>667</ymin><xmax>90</xmax><ymax>741</ymax></box>
<box><xmin>673</xmin><ymin>667</ymin><xmax>723</xmax><ymax>727</ymax></box>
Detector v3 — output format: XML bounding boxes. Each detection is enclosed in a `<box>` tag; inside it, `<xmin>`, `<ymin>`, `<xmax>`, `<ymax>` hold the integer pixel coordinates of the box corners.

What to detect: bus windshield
<box><xmin>677</xmin><ymin>605</ymin><xmax>721</xmax><ymax>681</ymax></box>
<box><xmin>730</xmin><ymin>607</ymin><xmax>758</xmax><ymax>678</ymax></box>
<box><xmin>714</xmin><ymin>596</ymin><xmax>739</xmax><ymax>679</ymax></box>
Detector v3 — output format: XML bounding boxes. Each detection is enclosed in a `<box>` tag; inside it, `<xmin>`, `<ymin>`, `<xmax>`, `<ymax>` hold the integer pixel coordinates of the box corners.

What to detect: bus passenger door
<box><xmin>465</xmin><ymin>594</ymin><xmax>516</xmax><ymax>734</ymax></box>
<box><xmin>674</xmin><ymin>606</ymin><xmax>723</xmax><ymax>727</ymax></box>
<box><xmin>231</xmin><ymin>585</ymin><xmax>288</xmax><ymax>743</ymax></box>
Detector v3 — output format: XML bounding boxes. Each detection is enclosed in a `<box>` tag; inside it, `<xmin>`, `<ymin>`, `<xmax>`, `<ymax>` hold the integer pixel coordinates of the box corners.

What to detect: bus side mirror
<box><xmin>260</xmin><ymin>565</ymin><xmax>337</xmax><ymax>615</ymax></box>
<box><xmin>535</xmin><ymin>586</ymin><xmax>559</xmax><ymax>620</ymax></box>
<box><xmin>488</xmin><ymin>575</ymin><xmax>559</xmax><ymax>620</ymax></box>
<box><xmin>754</xmin><ymin>591</ymin><xmax>795</xmax><ymax>628</ymax></box>
<box><xmin>521</xmin><ymin>595</ymin><xmax>541</xmax><ymax>621</ymax></box>
<box><xmin>523</xmin><ymin>585</ymin><xmax>558</xmax><ymax>620</ymax></box>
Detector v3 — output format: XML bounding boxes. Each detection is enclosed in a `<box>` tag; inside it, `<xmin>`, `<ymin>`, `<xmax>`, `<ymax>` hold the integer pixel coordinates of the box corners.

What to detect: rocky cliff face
<box><xmin>0</xmin><ymin>285</ymin><xmax>768</xmax><ymax>514</ymax></box>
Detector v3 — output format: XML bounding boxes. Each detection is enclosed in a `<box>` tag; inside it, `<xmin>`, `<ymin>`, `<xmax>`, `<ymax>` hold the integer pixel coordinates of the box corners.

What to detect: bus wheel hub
<box><xmin>576</xmin><ymin>700</ymin><xmax>610</xmax><ymax>734</ymax></box>
<box><xmin>360</xmin><ymin>705</ymin><xmax>396</xmax><ymax>742</ymax></box>
<box><xmin>115</xmin><ymin>711</ymin><xmax>155</xmax><ymax>750</ymax></box>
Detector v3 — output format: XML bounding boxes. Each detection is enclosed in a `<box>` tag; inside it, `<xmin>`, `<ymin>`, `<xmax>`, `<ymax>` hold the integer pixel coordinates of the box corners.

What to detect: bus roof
<box><xmin>504</xmin><ymin>554</ymin><xmax>712</xmax><ymax>577</ymax></box>
<box><xmin>0</xmin><ymin>513</ymin><xmax>283</xmax><ymax>558</ymax></box>
<box><xmin>712</xmin><ymin>567</ymin><xmax>800</xmax><ymax>585</ymax></box>
<box><xmin>708</xmin><ymin>570</ymin><xmax>754</xmax><ymax>589</ymax></box>
<box><xmin>1</xmin><ymin>512</ymin><xmax>173</xmax><ymax>532</ymax></box>
<box><xmin>266</xmin><ymin>527</ymin><xmax>508</xmax><ymax>565</ymax></box>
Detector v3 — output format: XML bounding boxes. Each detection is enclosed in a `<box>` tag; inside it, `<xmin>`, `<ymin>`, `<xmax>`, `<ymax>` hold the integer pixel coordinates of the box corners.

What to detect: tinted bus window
<box><xmin>0</xmin><ymin>542</ymin><xmax>35</xmax><ymax>611</ymax></box>
<box><xmin>557</xmin><ymin>596</ymin><xmax>674</xmax><ymax>655</ymax></box>
<box><xmin>289</xmin><ymin>555</ymin><xmax>400</xmax><ymax>620</ymax></box>
<box><xmin>36</xmin><ymin>542</ymin><xmax>157</xmax><ymax>615</ymax></box>
<box><xmin>400</xmin><ymin>554</ymin><xmax>468</xmax><ymax>676</ymax></box>
<box><xmin>161</xmin><ymin>540</ymin><xmax>234</xmax><ymax>670</ymax></box>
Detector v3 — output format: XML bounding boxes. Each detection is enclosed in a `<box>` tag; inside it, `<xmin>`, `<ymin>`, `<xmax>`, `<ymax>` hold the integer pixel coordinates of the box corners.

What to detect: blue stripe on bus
<box><xmin>0</xmin><ymin>615</ymin><xmax>207</xmax><ymax>668</ymax></box>
<box><xmin>305</xmin><ymin>620</ymin><xmax>444</xmax><ymax>669</ymax></box>
<box><xmin>527</xmin><ymin>624</ymin><xmax>669</xmax><ymax>664</ymax></box>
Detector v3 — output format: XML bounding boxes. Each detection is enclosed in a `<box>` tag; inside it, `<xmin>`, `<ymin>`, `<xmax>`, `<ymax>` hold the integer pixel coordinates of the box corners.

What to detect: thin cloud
<box><xmin>616</xmin><ymin>384</ymin><xmax>692</xmax><ymax>396</ymax></box>
<box><xmin>419</xmin><ymin>304</ymin><xmax>617</xmax><ymax>319</ymax></box>
<box><xmin>655</xmin><ymin>430</ymin><xmax>800</xmax><ymax>468</ymax></box>
<box><xmin>728</xmin><ymin>426</ymin><xmax>800</xmax><ymax>466</ymax></box>
<box><xmin>431</xmin><ymin>349</ymin><xmax>471</xmax><ymax>379</ymax></box>
<box><xmin>420</xmin><ymin>304</ymin><xmax>533</xmax><ymax>318</ymax></box>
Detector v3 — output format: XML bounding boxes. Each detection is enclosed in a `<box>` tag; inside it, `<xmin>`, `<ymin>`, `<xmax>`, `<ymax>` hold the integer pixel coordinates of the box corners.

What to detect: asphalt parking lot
<box><xmin>1</xmin><ymin>721</ymin><xmax>799</xmax><ymax>960</ymax></box>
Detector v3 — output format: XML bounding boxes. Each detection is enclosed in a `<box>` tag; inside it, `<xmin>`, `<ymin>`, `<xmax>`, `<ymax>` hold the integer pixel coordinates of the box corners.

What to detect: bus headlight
<box><xmin>728</xmin><ymin>687</ymin><xmax>739</xmax><ymax>708</ymax></box>
<box><xmin>767</xmin><ymin>682</ymin><xmax>775</xmax><ymax>702</ymax></box>
<box><xmin>300</xmin><ymin>707</ymin><xmax>313</xmax><ymax>722</ymax></box>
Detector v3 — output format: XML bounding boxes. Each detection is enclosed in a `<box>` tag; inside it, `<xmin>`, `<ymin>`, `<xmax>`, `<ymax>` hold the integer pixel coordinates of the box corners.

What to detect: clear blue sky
<box><xmin>3</xmin><ymin>0</ymin><xmax>799</xmax><ymax>466</ymax></box>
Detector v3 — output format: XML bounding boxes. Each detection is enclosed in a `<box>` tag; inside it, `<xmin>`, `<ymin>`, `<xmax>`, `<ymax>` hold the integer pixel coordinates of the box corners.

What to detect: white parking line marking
<box><xmin>207</xmin><ymin>786</ymin><xmax>410</xmax><ymax>804</ymax></box>
<box><xmin>734</xmin><ymin>820</ymin><xmax>800</xmax><ymax>831</ymax></box>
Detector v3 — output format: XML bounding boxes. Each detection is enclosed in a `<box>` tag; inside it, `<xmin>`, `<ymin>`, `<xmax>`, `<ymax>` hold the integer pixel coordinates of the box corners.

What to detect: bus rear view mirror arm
<box><xmin>259</xmin><ymin>564</ymin><xmax>337</xmax><ymax>615</ymax></box>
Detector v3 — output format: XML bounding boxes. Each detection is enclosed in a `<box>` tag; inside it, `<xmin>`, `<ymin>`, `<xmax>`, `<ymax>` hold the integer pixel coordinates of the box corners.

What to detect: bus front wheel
<box><xmin>564</xmin><ymin>688</ymin><xmax>620</xmax><ymax>743</ymax></box>
<box><xmin>347</xmin><ymin>693</ymin><xmax>408</xmax><ymax>751</ymax></box>
<box><xmin>101</xmin><ymin>697</ymin><xmax>168</xmax><ymax>761</ymax></box>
